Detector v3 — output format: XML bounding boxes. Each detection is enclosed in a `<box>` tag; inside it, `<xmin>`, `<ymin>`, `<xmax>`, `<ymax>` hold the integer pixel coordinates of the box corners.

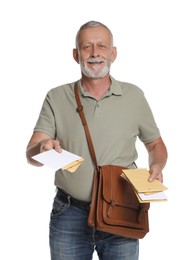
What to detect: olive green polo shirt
<box><xmin>34</xmin><ymin>77</ymin><xmax>160</xmax><ymax>201</ymax></box>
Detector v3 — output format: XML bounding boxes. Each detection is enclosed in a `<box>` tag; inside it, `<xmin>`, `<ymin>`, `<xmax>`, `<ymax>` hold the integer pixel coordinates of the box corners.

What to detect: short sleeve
<box><xmin>138</xmin><ymin>95</ymin><xmax>161</xmax><ymax>144</ymax></box>
<box><xmin>33</xmin><ymin>92</ymin><xmax>56</xmax><ymax>138</ymax></box>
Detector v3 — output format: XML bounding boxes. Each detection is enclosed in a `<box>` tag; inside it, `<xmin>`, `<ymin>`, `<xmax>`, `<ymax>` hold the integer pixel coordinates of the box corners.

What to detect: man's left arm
<box><xmin>145</xmin><ymin>137</ymin><xmax>168</xmax><ymax>182</ymax></box>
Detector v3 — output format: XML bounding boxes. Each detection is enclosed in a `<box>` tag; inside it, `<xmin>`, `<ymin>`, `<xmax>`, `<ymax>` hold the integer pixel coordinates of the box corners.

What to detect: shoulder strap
<box><xmin>74</xmin><ymin>82</ymin><xmax>99</xmax><ymax>172</ymax></box>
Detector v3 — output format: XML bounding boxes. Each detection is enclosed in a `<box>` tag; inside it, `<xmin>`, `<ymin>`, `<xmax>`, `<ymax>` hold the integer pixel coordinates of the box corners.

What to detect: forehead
<box><xmin>78</xmin><ymin>26</ymin><xmax>112</xmax><ymax>46</ymax></box>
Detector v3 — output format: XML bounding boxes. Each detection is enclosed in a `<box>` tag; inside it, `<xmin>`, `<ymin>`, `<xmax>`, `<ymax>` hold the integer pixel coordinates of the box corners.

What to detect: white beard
<box><xmin>80</xmin><ymin>58</ymin><xmax>111</xmax><ymax>79</ymax></box>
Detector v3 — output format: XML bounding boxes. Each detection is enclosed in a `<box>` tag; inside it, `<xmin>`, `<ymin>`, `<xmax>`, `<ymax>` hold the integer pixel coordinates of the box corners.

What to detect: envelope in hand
<box><xmin>32</xmin><ymin>149</ymin><xmax>84</xmax><ymax>172</ymax></box>
<box><xmin>121</xmin><ymin>168</ymin><xmax>168</xmax><ymax>202</ymax></box>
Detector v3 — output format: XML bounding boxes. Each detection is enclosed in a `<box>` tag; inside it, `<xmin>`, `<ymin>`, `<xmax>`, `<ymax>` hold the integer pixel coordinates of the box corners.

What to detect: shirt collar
<box><xmin>108</xmin><ymin>76</ymin><xmax>122</xmax><ymax>96</ymax></box>
<box><xmin>78</xmin><ymin>76</ymin><xmax>122</xmax><ymax>98</ymax></box>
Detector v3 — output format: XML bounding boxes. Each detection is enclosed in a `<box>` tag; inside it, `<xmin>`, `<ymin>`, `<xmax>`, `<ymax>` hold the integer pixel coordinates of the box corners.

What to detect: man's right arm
<box><xmin>26</xmin><ymin>131</ymin><xmax>62</xmax><ymax>166</ymax></box>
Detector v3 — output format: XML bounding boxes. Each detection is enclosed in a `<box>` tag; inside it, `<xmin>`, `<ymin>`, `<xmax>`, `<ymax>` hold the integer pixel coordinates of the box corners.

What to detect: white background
<box><xmin>0</xmin><ymin>0</ymin><xmax>190</xmax><ymax>259</ymax></box>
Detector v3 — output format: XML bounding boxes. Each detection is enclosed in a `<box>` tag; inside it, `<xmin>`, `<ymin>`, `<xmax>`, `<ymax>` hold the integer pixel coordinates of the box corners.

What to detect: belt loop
<box><xmin>67</xmin><ymin>195</ymin><xmax>71</xmax><ymax>208</ymax></box>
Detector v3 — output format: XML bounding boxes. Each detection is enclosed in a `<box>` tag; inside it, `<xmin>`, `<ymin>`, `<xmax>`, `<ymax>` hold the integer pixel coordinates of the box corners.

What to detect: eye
<box><xmin>83</xmin><ymin>45</ymin><xmax>91</xmax><ymax>50</ymax></box>
<box><xmin>99</xmin><ymin>44</ymin><xmax>107</xmax><ymax>49</ymax></box>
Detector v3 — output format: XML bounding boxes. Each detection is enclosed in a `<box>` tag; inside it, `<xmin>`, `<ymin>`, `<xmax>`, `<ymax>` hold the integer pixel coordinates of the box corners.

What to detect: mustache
<box><xmin>87</xmin><ymin>58</ymin><xmax>105</xmax><ymax>63</ymax></box>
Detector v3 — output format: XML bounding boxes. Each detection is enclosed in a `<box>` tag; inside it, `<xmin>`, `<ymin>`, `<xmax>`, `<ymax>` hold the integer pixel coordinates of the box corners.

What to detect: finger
<box><xmin>149</xmin><ymin>171</ymin><xmax>163</xmax><ymax>182</ymax></box>
<box><xmin>53</xmin><ymin>140</ymin><xmax>62</xmax><ymax>153</ymax></box>
<box><xmin>40</xmin><ymin>139</ymin><xmax>54</xmax><ymax>152</ymax></box>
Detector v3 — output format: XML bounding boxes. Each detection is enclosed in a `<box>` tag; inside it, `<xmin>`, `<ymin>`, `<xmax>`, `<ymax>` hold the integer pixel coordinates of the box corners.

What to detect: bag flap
<box><xmin>100</xmin><ymin>165</ymin><xmax>141</xmax><ymax>209</ymax></box>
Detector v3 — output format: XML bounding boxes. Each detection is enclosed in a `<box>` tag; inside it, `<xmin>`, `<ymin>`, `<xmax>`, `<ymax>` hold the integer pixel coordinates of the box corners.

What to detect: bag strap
<box><xmin>74</xmin><ymin>82</ymin><xmax>99</xmax><ymax>172</ymax></box>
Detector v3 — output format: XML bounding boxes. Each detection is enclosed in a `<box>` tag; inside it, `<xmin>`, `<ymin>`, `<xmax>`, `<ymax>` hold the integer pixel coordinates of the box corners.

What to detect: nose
<box><xmin>90</xmin><ymin>45</ymin><xmax>100</xmax><ymax>57</ymax></box>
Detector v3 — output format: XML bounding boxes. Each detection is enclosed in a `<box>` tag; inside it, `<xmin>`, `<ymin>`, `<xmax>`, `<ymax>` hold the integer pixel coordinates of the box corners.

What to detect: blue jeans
<box><xmin>49</xmin><ymin>193</ymin><xmax>139</xmax><ymax>260</ymax></box>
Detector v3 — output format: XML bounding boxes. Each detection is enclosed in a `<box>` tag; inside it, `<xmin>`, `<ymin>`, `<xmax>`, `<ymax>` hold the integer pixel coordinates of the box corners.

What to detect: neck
<box><xmin>80</xmin><ymin>74</ymin><xmax>111</xmax><ymax>100</ymax></box>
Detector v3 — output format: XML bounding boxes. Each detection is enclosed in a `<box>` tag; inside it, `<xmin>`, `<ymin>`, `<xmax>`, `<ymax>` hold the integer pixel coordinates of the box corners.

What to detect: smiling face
<box><xmin>73</xmin><ymin>26</ymin><xmax>117</xmax><ymax>79</ymax></box>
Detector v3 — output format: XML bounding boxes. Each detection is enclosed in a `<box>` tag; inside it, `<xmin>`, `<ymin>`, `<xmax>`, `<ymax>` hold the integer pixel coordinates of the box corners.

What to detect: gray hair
<box><xmin>75</xmin><ymin>20</ymin><xmax>114</xmax><ymax>48</ymax></box>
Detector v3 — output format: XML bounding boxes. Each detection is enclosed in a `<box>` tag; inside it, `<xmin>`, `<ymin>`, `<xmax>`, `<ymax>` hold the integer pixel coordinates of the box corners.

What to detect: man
<box><xmin>26</xmin><ymin>21</ymin><xmax>167</xmax><ymax>260</ymax></box>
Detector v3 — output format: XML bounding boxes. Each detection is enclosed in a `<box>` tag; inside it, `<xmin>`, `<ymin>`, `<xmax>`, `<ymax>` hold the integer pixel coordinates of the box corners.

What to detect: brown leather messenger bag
<box><xmin>74</xmin><ymin>83</ymin><xmax>150</xmax><ymax>239</ymax></box>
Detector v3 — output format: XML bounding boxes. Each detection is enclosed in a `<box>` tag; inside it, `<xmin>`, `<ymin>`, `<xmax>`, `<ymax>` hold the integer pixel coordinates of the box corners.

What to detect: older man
<box><xmin>26</xmin><ymin>21</ymin><xmax>167</xmax><ymax>260</ymax></box>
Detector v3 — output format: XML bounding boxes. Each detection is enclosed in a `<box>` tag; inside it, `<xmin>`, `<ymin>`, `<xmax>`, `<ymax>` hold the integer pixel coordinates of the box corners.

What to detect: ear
<box><xmin>73</xmin><ymin>48</ymin><xmax>80</xmax><ymax>64</ymax></box>
<box><xmin>111</xmin><ymin>47</ymin><xmax>117</xmax><ymax>63</ymax></box>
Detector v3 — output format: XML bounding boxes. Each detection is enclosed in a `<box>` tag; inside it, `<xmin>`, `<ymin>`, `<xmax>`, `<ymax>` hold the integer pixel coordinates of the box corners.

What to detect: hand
<box><xmin>149</xmin><ymin>165</ymin><xmax>163</xmax><ymax>183</ymax></box>
<box><xmin>40</xmin><ymin>139</ymin><xmax>62</xmax><ymax>153</ymax></box>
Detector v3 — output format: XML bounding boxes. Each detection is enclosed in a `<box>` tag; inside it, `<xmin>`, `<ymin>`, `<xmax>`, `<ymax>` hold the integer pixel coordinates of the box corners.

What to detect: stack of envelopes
<box><xmin>121</xmin><ymin>168</ymin><xmax>168</xmax><ymax>203</ymax></box>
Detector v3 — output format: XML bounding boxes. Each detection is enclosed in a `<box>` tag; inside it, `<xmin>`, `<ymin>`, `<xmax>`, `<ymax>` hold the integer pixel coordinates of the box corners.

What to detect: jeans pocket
<box><xmin>51</xmin><ymin>196</ymin><xmax>69</xmax><ymax>217</ymax></box>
